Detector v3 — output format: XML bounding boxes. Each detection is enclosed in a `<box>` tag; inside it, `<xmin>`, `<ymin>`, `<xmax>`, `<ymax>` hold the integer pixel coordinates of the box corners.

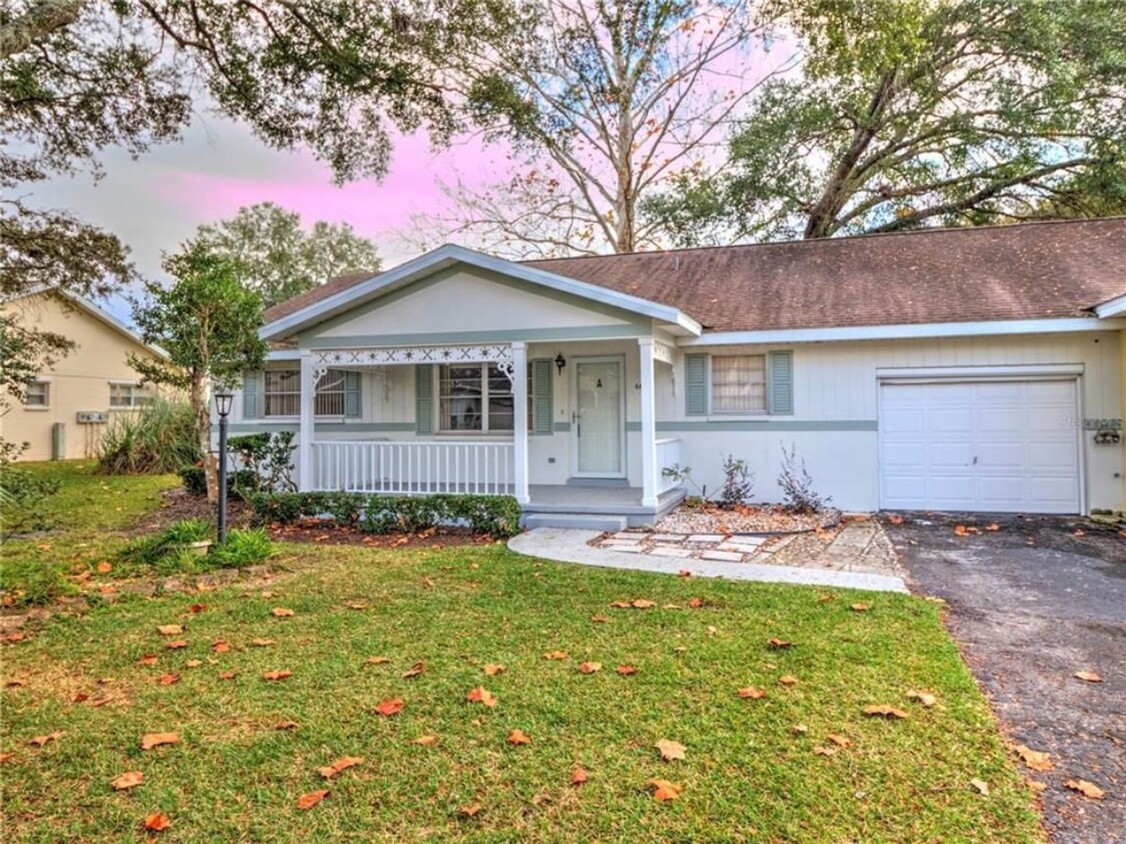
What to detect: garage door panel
<box><xmin>880</xmin><ymin>379</ymin><xmax>1079</xmax><ymax>514</ymax></box>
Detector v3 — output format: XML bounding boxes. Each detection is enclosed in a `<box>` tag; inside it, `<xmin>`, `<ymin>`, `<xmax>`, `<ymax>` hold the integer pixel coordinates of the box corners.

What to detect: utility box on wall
<box><xmin>51</xmin><ymin>422</ymin><xmax>66</xmax><ymax>461</ymax></box>
<box><xmin>76</xmin><ymin>410</ymin><xmax>108</xmax><ymax>424</ymax></box>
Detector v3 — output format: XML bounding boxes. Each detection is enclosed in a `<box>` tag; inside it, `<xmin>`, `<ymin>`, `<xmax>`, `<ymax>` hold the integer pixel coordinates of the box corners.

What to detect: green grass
<box><xmin>0</xmin><ymin>543</ymin><xmax>1044</xmax><ymax>843</ymax></box>
<box><xmin>0</xmin><ymin>461</ymin><xmax>179</xmax><ymax>605</ymax></box>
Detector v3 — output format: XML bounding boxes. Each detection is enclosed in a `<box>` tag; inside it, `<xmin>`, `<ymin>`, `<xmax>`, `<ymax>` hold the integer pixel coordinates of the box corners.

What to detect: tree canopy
<box><xmin>194</xmin><ymin>203</ymin><xmax>381</xmax><ymax>309</ymax></box>
<box><xmin>645</xmin><ymin>0</ymin><xmax>1126</xmax><ymax>244</ymax></box>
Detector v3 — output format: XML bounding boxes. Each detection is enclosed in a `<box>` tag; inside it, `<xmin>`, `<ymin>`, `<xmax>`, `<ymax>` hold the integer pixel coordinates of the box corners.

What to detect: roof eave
<box><xmin>1093</xmin><ymin>293</ymin><xmax>1126</xmax><ymax>319</ymax></box>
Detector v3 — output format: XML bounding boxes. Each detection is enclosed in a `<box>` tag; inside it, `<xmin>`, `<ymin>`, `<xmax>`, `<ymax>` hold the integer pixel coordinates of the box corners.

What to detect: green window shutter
<box><xmin>531</xmin><ymin>359</ymin><xmax>554</xmax><ymax>435</ymax></box>
<box><xmin>344</xmin><ymin>371</ymin><xmax>362</xmax><ymax>418</ymax></box>
<box><xmin>415</xmin><ymin>364</ymin><xmax>433</xmax><ymax>434</ymax></box>
<box><xmin>242</xmin><ymin>373</ymin><xmax>259</xmax><ymax>418</ymax></box>
<box><xmin>685</xmin><ymin>354</ymin><xmax>708</xmax><ymax>416</ymax></box>
<box><xmin>768</xmin><ymin>350</ymin><xmax>793</xmax><ymax>415</ymax></box>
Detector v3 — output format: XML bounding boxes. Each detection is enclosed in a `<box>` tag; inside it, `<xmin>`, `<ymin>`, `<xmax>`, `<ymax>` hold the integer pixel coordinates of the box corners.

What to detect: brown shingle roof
<box><xmin>263</xmin><ymin>218</ymin><xmax>1126</xmax><ymax>333</ymax></box>
<box><xmin>263</xmin><ymin>270</ymin><xmax>377</xmax><ymax>323</ymax></box>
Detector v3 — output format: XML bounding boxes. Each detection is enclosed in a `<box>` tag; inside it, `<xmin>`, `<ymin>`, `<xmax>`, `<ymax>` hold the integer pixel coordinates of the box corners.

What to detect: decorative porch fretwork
<box><xmin>313</xmin><ymin>343</ymin><xmax>515</xmax><ymax>382</ymax></box>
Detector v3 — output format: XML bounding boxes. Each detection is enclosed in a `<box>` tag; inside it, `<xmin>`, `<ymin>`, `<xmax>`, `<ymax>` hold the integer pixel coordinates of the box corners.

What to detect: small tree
<box><xmin>130</xmin><ymin>243</ymin><xmax>268</xmax><ymax>503</ymax></box>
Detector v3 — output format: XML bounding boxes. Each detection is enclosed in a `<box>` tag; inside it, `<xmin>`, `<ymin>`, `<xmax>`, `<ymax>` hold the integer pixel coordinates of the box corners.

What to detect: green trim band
<box><xmin>655</xmin><ymin>420</ymin><xmax>876</xmax><ymax>432</ymax></box>
<box><xmin>229</xmin><ymin>422</ymin><xmax>415</xmax><ymax>434</ymax></box>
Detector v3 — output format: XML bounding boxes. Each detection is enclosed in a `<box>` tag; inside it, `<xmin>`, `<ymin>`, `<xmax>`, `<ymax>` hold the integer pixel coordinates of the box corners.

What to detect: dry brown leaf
<box><xmin>262</xmin><ymin>670</ymin><xmax>292</xmax><ymax>681</ymax></box>
<box><xmin>677</xmin><ymin>570</ymin><xmax>692</xmax><ymax>577</ymax></box>
<box><xmin>185</xmin><ymin>659</ymin><xmax>201</xmax><ymax>668</ymax></box>
<box><xmin>188</xmin><ymin>603</ymin><xmax>208</xmax><ymax>614</ymax></box>
<box><xmin>217</xmin><ymin>670</ymin><xmax>237</xmax><ymax>681</ymax></box>
<box><xmin>211</xmin><ymin>640</ymin><xmax>230</xmax><ymax>653</ymax></box>
<box><xmin>111</xmin><ymin>771</ymin><xmax>144</xmax><ymax>791</ymax></box>
<box><xmin>863</xmin><ymin>705</ymin><xmax>908</xmax><ymax>719</ymax></box>
<box><xmin>366</xmin><ymin>656</ymin><xmax>391</xmax><ymax>664</ymax></box>
<box><xmin>648</xmin><ymin>778</ymin><xmax>682</xmax><ymax>801</ymax></box>
<box><xmin>413</xmin><ymin>734</ymin><xmax>439</xmax><ymax>746</ymax></box>
<box><xmin>543</xmin><ymin>650</ymin><xmax>568</xmax><ymax>660</ymax></box>
<box><xmin>28</xmin><ymin>731</ymin><xmax>63</xmax><ymax>747</ymax></box>
<box><xmin>655</xmin><ymin>739</ymin><xmax>686</xmax><ymax>762</ymax></box>
<box><xmin>778</xmin><ymin>676</ymin><xmax>799</xmax><ymax>686</ymax></box>
<box><xmin>970</xmin><ymin>778</ymin><xmax>990</xmax><ymax>795</ymax></box>
<box><xmin>616</xmin><ymin>664</ymin><xmax>638</xmax><ymax>676</ymax></box>
<box><xmin>270</xmin><ymin>607</ymin><xmax>294</xmax><ymax>618</ymax></box>
<box><xmin>143</xmin><ymin>812</ymin><xmax>172</xmax><ymax>831</ymax></box>
<box><xmin>609</xmin><ymin>601</ymin><xmax>631</xmax><ymax>608</ymax></box>
<box><xmin>275</xmin><ymin>720</ymin><xmax>299</xmax><ymax>730</ymax></box>
<box><xmin>1014</xmin><ymin>744</ymin><xmax>1054</xmax><ymax>772</ymax></box>
<box><xmin>466</xmin><ymin>687</ymin><xmax>498</xmax><ymax>707</ymax></box>
<box><xmin>1074</xmin><ymin>671</ymin><xmax>1103</xmax><ymax>683</ymax></box>
<box><xmin>141</xmin><ymin>732</ymin><xmax>179</xmax><ymax>750</ymax></box>
<box><xmin>165</xmin><ymin>640</ymin><xmax>187</xmax><ymax>650</ymax></box>
<box><xmin>985</xmin><ymin>522</ymin><xmax>1000</xmax><ymax>531</ymax></box>
<box><xmin>483</xmin><ymin>663</ymin><xmax>506</xmax><ymax>676</ymax></box>
<box><xmin>1026</xmin><ymin>779</ymin><xmax>1048</xmax><ymax>794</ymax></box>
<box><xmin>507</xmin><ymin>729</ymin><xmax>532</xmax><ymax>745</ymax></box>
<box><xmin>1064</xmin><ymin>779</ymin><xmax>1105</xmax><ymax>800</ymax></box>
<box><xmin>813</xmin><ymin>746</ymin><xmax>837</xmax><ymax>756</ymax></box>
<box><xmin>579</xmin><ymin>661</ymin><xmax>602</xmax><ymax>674</ymax></box>
<box><xmin>631</xmin><ymin>599</ymin><xmax>657</xmax><ymax>609</ymax></box>
<box><xmin>296</xmin><ymin>789</ymin><xmax>329</xmax><ymax>810</ymax></box>
<box><xmin>687</xmin><ymin>597</ymin><xmax>706</xmax><ymax>609</ymax></box>
<box><xmin>738</xmin><ymin>687</ymin><xmax>766</xmax><ymax>699</ymax></box>
<box><xmin>570</xmin><ymin>766</ymin><xmax>590</xmax><ymax>786</ymax></box>
<box><xmin>827</xmin><ymin>733</ymin><xmax>851</xmax><ymax>748</ymax></box>
<box><xmin>157</xmin><ymin>674</ymin><xmax>180</xmax><ymax>686</ymax></box>
<box><xmin>317</xmin><ymin>756</ymin><xmax>364</xmax><ymax>779</ymax></box>
<box><xmin>816</xmin><ymin>594</ymin><xmax>836</xmax><ymax>603</ymax></box>
<box><xmin>767</xmin><ymin>638</ymin><xmax>793</xmax><ymax>649</ymax></box>
<box><xmin>156</xmin><ymin>625</ymin><xmax>183</xmax><ymax>636</ymax></box>
<box><xmin>591</xmin><ymin>615</ymin><xmax>610</xmax><ymax>623</ymax></box>
<box><xmin>401</xmin><ymin>662</ymin><xmax>425</xmax><ymax>680</ymax></box>
<box><xmin>887</xmin><ymin>514</ymin><xmax>905</xmax><ymax>525</ymax></box>
<box><xmin>791</xmin><ymin>724</ymin><xmax>808</xmax><ymax>735</ymax></box>
<box><xmin>375</xmin><ymin>698</ymin><xmax>405</xmax><ymax>717</ymax></box>
<box><xmin>0</xmin><ymin>752</ymin><xmax>15</xmax><ymax>763</ymax></box>
<box><xmin>850</xmin><ymin>603</ymin><xmax>871</xmax><ymax>612</ymax></box>
<box><xmin>96</xmin><ymin>561</ymin><xmax>113</xmax><ymax>574</ymax></box>
<box><xmin>906</xmin><ymin>690</ymin><xmax>938</xmax><ymax>707</ymax></box>
<box><xmin>251</xmin><ymin>638</ymin><xmax>275</xmax><ymax>647</ymax></box>
<box><xmin>137</xmin><ymin>655</ymin><xmax>158</xmax><ymax>666</ymax></box>
<box><xmin>345</xmin><ymin>601</ymin><xmax>370</xmax><ymax>610</ymax></box>
<box><xmin>459</xmin><ymin>802</ymin><xmax>482</xmax><ymax>818</ymax></box>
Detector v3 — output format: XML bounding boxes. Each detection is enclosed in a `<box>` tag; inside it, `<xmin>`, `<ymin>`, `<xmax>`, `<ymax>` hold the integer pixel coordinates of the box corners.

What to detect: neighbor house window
<box><xmin>711</xmin><ymin>354</ymin><xmax>766</xmax><ymax>414</ymax></box>
<box><xmin>263</xmin><ymin>368</ymin><xmax>349</xmax><ymax>417</ymax></box>
<box><xmin>25</xmin><ymin>379</ymin><xmax>49</xmax><ymax>408</ymax></box>
<box><xmin>439</xmin><ymin>364</ymin><xmax>514</xmax><ymax>432</ymax></box>
<box><xmin>109</xmin><ymin>382</ymin><xmax>153</xmax><ymax>409</ymax></box>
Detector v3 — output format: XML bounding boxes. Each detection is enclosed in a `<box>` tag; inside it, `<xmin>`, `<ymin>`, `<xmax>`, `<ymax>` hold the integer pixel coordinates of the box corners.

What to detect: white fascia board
<box><xmin>679</xmin><ymin>317</ymin><xmax>1126</xmax><ymax>347</ymax></box>
<box><xmin>258</xmin><ymin>244</ymin><xmax>701</xmax><ymax>341</ymax></box>
<box><xmin>1093</xmin><ymin>293</ymin><xmax>1126</xmax><ymax>319</ymax></box>
<box><xmin>266</xmin><ymin>349</ymin><xmax>302</xmax><ymax>361</ymax></box>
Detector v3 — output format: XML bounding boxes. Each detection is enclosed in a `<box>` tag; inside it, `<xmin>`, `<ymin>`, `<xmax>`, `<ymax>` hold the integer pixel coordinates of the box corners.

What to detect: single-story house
<box><xmin>1</xmin><ymin>290</ymin><xmax>167</xmax><ymax>461</ymax></box>
<box><xmin>233</xmin><ymin>217</ymin><xmax>1125</xmax><ymax>527</ymax></box>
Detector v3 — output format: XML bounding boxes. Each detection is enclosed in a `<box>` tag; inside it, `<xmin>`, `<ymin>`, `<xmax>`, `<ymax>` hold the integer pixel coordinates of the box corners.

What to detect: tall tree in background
<box><xmin>1</xmin><ymin>0</ymin><xmax>504</xmax><ymax>395</ymax></box>
<box><xmin>194</xmin><ymin>203</ymin><xmax>382</xmax><ymax>309</ymax></box>
<box><xmin>129</xmin><ymin>243</ymin><xmax>269</xmax><ymax>502</ymax></box>
<box><xmin>645</xmin><ymin>0</ymin><xmax>1126</xmax><ymax>245</ymax></box>
<box><xmin>413</xmin><ymin>0</ymin><xmax>795</xmax><ymax>257</ymax></box>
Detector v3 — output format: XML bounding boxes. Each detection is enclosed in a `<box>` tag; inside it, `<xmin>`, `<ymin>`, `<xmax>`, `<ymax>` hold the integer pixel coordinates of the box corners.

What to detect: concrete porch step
<box><xmin>523</xmin><ymin>513</ymin><xmax>628</xmax><ymax>532</ymax></box>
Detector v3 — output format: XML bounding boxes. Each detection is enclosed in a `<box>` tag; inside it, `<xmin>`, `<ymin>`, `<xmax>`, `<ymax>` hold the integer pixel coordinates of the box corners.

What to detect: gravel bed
<box><xmin>653</xmin><ymin>505</ymin><xmax>841</xmax><ymax>536</ymax></box>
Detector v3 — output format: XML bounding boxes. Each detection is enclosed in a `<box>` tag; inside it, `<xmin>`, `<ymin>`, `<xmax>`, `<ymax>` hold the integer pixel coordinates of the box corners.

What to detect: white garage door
<box><xmin>879</xmin><ymin>379</ymin><xmax>1080</xmax><ymax>514</ymax></box>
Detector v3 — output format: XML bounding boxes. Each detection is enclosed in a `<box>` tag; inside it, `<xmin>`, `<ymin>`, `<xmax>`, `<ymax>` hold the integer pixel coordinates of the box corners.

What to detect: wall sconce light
<box><xmin>554</xmin><ymin>353</ymin><xmax>566</xmax><ymax>374</ymax></box>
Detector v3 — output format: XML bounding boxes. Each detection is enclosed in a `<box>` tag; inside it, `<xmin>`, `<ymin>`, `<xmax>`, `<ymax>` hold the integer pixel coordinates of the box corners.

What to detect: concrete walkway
<box><xmin>509</xmin><ymin>528</ymin><xmax>909</xmax><ymax>593</ymax></box>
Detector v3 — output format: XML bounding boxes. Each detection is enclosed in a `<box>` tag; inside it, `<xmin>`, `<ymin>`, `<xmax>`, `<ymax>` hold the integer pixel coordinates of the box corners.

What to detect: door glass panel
<box><xmin>576</xmin><ymin>361</ymin><xmax>622</xmax><ymax>474</ymax></box>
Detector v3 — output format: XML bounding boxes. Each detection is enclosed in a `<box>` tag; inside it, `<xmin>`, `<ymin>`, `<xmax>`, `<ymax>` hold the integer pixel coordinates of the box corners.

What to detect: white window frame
<box><xmin>708</xmin><ymin>354</ymin><xmax>768</xmax><ymax>416</ymax></box>
<box><xmin>437</xmin><ymin>363</ymin><xmax>515</xmax><ymax>435</ymax></box>
<box><xmin>109</xmin><ymin>380</ymin><xmax>153</xmax><ymax>410</ymax></box>
<box><xmin>25</xmin><ymin>378</ymin><xmax>50</xmax><ymax>410</ymax></box>
<box><xmin>262</xmin><ymin>368</ymin><xmax>351</xmax><ymax>419</ymax></box>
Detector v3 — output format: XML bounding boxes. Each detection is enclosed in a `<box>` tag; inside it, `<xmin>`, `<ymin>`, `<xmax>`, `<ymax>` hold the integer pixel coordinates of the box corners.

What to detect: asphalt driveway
<box><xmin>884</xmin><ymin>514</ymin><xmax>1125</xmax><ymax>844</ymax></box>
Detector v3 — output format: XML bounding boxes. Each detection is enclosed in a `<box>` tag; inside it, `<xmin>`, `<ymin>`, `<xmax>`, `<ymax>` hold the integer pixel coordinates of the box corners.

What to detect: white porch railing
<box><xmin>311</xmin><ymin>441</ymin><xmax>515</xmax><ymax>496</ymax></box>
<box><xmin>656</xmin><ymin>437</ymin><xmax>683</xmax><ymax>495</ymax></box>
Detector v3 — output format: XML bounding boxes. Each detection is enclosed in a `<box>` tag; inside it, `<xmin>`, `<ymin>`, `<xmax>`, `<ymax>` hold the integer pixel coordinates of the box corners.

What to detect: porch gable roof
<box><xmin>259</xmin><ymin>244</ymin><xmax>702</xmax><ymax>342</ymax></box>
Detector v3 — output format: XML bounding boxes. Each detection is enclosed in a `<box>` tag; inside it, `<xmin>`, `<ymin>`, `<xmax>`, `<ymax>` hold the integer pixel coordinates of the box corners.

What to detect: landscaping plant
<box><xmin>778</xmin><ymin>443</ymin><xmax>832</xmax><ymax>514</ymax></box>
<box><xmin>717</xmin><ymin>454</ymin><xmax>754</xmax><ymax>509</ymax></box>
<box><xmin>96</xmin><ymin>398</ymin><xmax>201</xmax><ymax>475</ymax></box>
<box><xmin>0</xmin><ymin>440</ymin><xmax>61</xmax><ymax>534</ymax></box>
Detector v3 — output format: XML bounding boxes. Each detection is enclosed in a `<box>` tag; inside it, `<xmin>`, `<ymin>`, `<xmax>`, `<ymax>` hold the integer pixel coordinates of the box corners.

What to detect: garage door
<box><xmin>879</xmin><ymin>379</ymin><xmax>1080</xmax><ymax>513</ymax></box>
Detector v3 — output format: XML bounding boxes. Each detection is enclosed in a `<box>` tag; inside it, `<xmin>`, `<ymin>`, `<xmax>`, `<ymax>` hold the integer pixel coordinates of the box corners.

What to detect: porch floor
<box><xmin>526</xmin><ymin>484</ymin><xmax>685</xmax><ymax>516</ymax></box>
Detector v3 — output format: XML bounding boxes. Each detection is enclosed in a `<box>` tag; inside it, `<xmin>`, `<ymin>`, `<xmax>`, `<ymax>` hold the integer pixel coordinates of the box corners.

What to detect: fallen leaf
<box><xmin>28</xmin><ymin>731</ymin><xmax>63</xmax><ymax>747</ymax></box>
<box><xmin>507</xmin><ymin>729</ymin><xmax>532</xmax><ymax>745</ymax></box>
<box><xmin>401</xmin><ymin>661</ymin><xmax>425</xmax><ymax>680</ymax></box>
<box><xmin>1064</xmin><ymin>779</ymin><xmax>1105</xmax><ymax>799</ymax></box>
<box><xmin>655</xmin><ymin>739</ymin><xmax>686</xmax><ymax>762</ymax></box>
<box><xmin>850</xmin><ymin>603</ymin><xmax>871</xmax><ymax>612</ymax></box>
<box><xmin>211</xmin><ymin>640</ymin><xmax>230</xmax><ymax>653</ymax></box>
<box><xmin>96</xmin><ymin>561</ymin><xmax>113</xmax><ymax>574</ymax></box>
<box><xmin>985</xmin><ymin>523</ymin><xmax>1000</xmax><ymax>531</ymax></box>
<box><xmin>631</xmin><ymin>599</ymin><xmax>657</xmax><ymax>609</ymax></box>
<box><xmin>1074</xmin><ymin>671</ymin><xmax>1103</xmax><ymax>683</ymax></box>
<box><xmin>616</xmin><ymin>664</ymin><xmax>638</xmax><ymax>676</ymax></box>
<box><xmin>648</xmin><ymin>778</ymin><xmax>682</xmax><ymax>801</ymax></box>
<box><xmin>779</xmin><ymin>676</ymin><xmax>799</xmax><ymax>686</ymax></box>
<box><xmin>143</xmin><ymin>812</ymin><xmax>172</xmax><ymax>831</ymax></box>
<box><xmin>111</xmin><ymin>771</ymin><xmax>144</xmax><ymax>791</ymax></box>
<box><xmin>250</xmin><ymin>638</ymin><xmax>275</xmax><ymax>647</ymax></box>
<box><xmin>1072</xmin><ymin>529</ymin><xmax>1085</xmax><ymax>538</ymax></box>
<box><xmin>817</xmin><ymin>594</ymin><xmax>836</xmax><ymax>603</ymax></box>
<box><xmin>138</xmin><ymin>655</ymin><xmax>158</xmax><ymax>666</ymax></box>
<box><xmin>0</xmin><ymin>752</ymin><xmax>15</xmax><ymax>763</ymax></box>
<box><xmin>271</xmin><ymin>607</ymin><xmax>294</xmax><ymax>617</ymax></box>
<box><xmin>678</xmin><ymin>570</ymin><xmax>692</xmax><ymax>577</ymax></box>
<box><xmin>591</xmin><ymin>615</ymin><xmax>610</xmax><ymax>623</ymax></box>
<box><xmin>1014</xmin><ymin>744</ymin><xmax>1053</xmax><ymax>772</ymax></box>
<box><xmin>345</xmin><ymin>601</ymin><xmax>370</xmax><ymax>610</ymax></box>
<box><xmin>156</xmin><ymin>625</ymin><xmax>183</xmax><ymax>636</ymax></box>
<box><xmin>413</xmin><ymin>734</ymin><xmax>439</xmax><ymax>746</ymax></box>
<box><xmin>738</xmin><ymin>687</ymin><xmax>766</xmax><ymax>699</ymax></box>
<box><xmin>483</xmin><ymin>663</ymin><xmax>506</xmax><ymax>676</ymax></box>
<box><xmin>366</xmin><ymin>656</ymin><xmax>392</xmax><ymax>664</ymax></box>
<box><xmin>317</xmin><ymin>756</ymin><xmax>364</xmax><ymax>779</ymax></box>
<box><xmin>827</xmin><ymin>733</ymin><xmax>851</xmax><ymax>748</ymax></box>
<box><xmin>262</xmin><ymin>670</ymin><xmax>292</xmax><ymax>681</ymax></box>
<box><xmin>188</xmin><ymin>603</ymin><xmax>208</xmax><ymax>614</ymax></box>
<box><xmin>767</xmin><ymin>638</ymin><xmax>793</xmax><ymax>649</ymax></box>
<box><xmin>887</xmin><ymin>514</ymin><xmax>905</xmax><ymax>525</ymax></box>
<box><xmin>466</xmin><ymin>686</ymin><xmax>498</xmax><ymax>707</ymax></box>
<box><xmin>687</xmin><ymin>597</ymin><xmax>706</xmax><ymax>609</ymax></box>
<box><xmin>275</xmin><ymin>720</ymin><xmax>298</xmax><ymax>730</ymax></box>
<box><xmin>217</xmin><ymin>670</ymin><xmax>237</xmax><ymax>680</ymax></box>
<box><xmin>579</xmin><ymin>661</ymin><xmax>602</xmax><ymax>674</ymax></box>
<box><xmin>296</xmin><ymin>789</ymin><xmax>329</xmax><ymax>810</ymax></box>
<box><xmin>157</xmin><ymin>674</ymin><xmax>180</xmax><ymax>686</ymax></box>
<box><xmin>375</xmin><ymin>698</ymin><xmax>405</xmax><ymax>717</ymax></box>
<box><xmin>954</xmin><ymin>524</ymin><xmax>969</xmax><ymax>536</ymax></box>
<box><xmin>71</xmin><ymin>692</ymin><xmax>89</xmax><ymax>703</ymax></box>
<box><xmin>185</xmin><ymin>659</ymin><xmax>201</xmax><ymax>668</ymax></box>
<box><xmin>1027</xmin><ymin>779</ymin><xmax>1048</xmax><ymax>794</ymax></box>
<box><xmin>141</xmin><ymin>732</ymin><xmax>179</xmax><ymax>750</ymax></box>
<box><xmin>791</xmin><ymin>724</ymin><xmax>808</xmax><ymax>734</ymax></box>
<box><xmin>813</xmin><ymin>746</ymin><xmax>837</xmax><ymax>756</ymax></box>
<box><xmin>543</xmin><ymin>650</ymin><xmax>568</xmax><ymax>661</ymax></box>
<box><xmin>165</xmin><ymin>640</ymin><xmax>187</xmax><ymax>650</ymax></box>
<box><xmin>863</xmin><ymin>705</ymin><xmax>908</xmax><ymax>719</ymax></box>
<box><xmin>906</xmin><ymin>690</ymin><xmax>937</xmax><ymax>707</ymax></box>
<box><xmin>970</xmin><ymin>778</ymin><xmax>990</xmax><ymax>795</ymax></box>
<box><xmin>459</xmin><ymin>802</ymin><xmax>482</xmax><ymax>818</ymax></box>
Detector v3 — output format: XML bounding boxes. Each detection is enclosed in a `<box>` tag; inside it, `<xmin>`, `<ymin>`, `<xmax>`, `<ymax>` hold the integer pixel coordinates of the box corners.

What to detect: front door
<box><xmin>573</xmin><ymin>357</ymin><xmax>625</xmax><ymax>477</ymax></box>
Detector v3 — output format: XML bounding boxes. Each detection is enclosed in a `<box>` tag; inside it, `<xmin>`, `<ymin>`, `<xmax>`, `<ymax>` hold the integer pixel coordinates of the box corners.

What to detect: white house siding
<box><xmin>669</xmin><ymin>331</ymin><xmax>1122</xmax><ymax>512</ymax></box>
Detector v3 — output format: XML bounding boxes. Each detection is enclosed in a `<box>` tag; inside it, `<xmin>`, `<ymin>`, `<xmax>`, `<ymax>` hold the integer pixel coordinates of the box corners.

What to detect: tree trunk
<box><xmin>190</xmin><ymin>374</ymin><xmax>218</xmax><ymax>503</ymax></box>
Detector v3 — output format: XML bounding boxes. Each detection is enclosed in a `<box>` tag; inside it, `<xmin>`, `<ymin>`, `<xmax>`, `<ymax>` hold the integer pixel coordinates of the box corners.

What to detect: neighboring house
<box><xmin>1</xmin><ymin>290</ymin><xmax>167</xmax><ymax>461</ymax></box>
<box><xmin>233</xmin><ymin>218</ymin><xmax>1125</xmax><ymax>527</ymax></box>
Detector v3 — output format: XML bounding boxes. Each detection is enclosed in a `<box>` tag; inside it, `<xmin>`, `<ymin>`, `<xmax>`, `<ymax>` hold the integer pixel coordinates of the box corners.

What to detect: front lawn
<box><xmin>1</xmin><ymin>542</ymin><xmax>1044</xmax><ymax>842</ymax></box>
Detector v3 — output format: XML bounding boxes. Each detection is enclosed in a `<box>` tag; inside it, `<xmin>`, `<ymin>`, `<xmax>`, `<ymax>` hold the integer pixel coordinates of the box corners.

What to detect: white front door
<box><xmin>573</xmin><ymin>357</ymin><xmax>625</xmax><ymax>477</ymax></box>
<box><xmin>879</xmin><ymin>379</ymin><xmax>1081</xmax><ymax>513</ymax></box>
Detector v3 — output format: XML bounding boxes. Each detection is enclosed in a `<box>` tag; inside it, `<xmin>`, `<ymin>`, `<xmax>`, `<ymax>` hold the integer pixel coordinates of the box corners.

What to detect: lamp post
<box><xmin>214</xmin><ymin>389</ymin><xmax>234</xmax><ymax>545</ymax></box>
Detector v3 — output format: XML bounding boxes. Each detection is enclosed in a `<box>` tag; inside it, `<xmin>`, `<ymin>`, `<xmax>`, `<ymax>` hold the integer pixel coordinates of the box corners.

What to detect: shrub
<box><xmin>717</xmin><ymin>455</ymin><xmax>753</xmax><ymax>509</ymax></box>
<box><xmin>211</xmin><ymin>528</ymin><xmax>274</xmax><ymax>567</ymax></box>
<box><xmin>228</xmin><ymin>432</ymin><xmax>297</xmax><ymax>495</ymax></box>
<box><xmin>180</xmin><ymin>466</ymin><xmax>257</xmax><ymax>498</ymax></box>
<box><xmin>119</xmin><ymin>518</ymin><xmax>211</xmax><ymax>567</ymax></box>
<box><xmin>778</xmin><ymin>443</ymin><xmax>832</xmax><ymax>514</ymax></box>
<box><xmin>0</xmin><ymin>440</ymin><xmax>61</xmax><ymax>534</ymax></box>
<box><xmin>97</xmin><ymin>398</ymin><xmax>200</xmax><ymax>475</ymax></box>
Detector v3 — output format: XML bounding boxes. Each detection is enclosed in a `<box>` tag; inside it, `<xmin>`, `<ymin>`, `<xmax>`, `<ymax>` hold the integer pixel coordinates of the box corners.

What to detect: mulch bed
<box><xmin>125</xmin><ymin>488</ymin><xmax>251</xmax><ymax>537</ymax></box>
<box><xmin>655</xmin><ymin>504</ymin><xmax>841</xmax><ymax>536</ymax></box>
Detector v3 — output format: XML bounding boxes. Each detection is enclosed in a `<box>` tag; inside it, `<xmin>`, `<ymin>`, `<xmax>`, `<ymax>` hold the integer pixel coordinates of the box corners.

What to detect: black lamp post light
<box><xmin>214</xmin><ymin>388</ymin><xmax>234</xmax><ymax>545</ymax></box>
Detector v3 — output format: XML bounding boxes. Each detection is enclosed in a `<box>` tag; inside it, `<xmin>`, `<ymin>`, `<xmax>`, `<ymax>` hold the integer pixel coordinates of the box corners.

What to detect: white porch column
<box><xmin>511</xmin><ymin>341</ymin><xmax>530</xmax><ymax>504</ymax></box>
<box><xmin>638</xmin><ymin>338</ymin><xmax>658</xmax><ymax>507</ymax></box>
<box><xmin>298</xmin><ymin>352</ymin><xmax>316</xmax><ymax>491</ymax></box>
